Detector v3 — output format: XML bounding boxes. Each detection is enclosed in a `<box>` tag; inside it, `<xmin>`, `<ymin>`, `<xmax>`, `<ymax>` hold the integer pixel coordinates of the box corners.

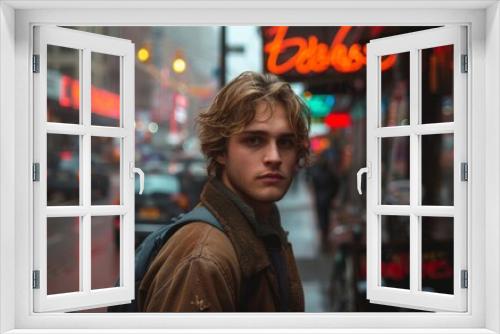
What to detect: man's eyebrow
<box><xmin>240</xmin><ymin>130</ymin><xmax>295</xmax><ymax>137</ymax></box>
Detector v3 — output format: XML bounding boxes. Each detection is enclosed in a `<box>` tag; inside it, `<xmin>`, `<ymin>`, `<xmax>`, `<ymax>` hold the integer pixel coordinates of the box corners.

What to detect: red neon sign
<box><xmin>264</xmin><ymin>26</ymin><xmax>397</xmax><ymax>75</ymax></box>
<box><xmin>59</xmin><ymin>75</ymin><xmax>79</xmax><ymax>108</ymax></box>
<box><xmin>59</xmin><ymin>75</ymin><xmax>120</xmax><ymax>119</ymax></box>
<box><xmin>325</xmin><ymin>112</ymin><xmax>352</xmax><ymax>129</ymax></box>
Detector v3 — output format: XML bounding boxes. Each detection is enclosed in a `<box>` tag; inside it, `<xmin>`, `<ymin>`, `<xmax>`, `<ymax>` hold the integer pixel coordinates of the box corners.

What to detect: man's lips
<box><xmin>257</xmin><ymin>173</ymin><xmax>285</xmax><ymax>180</ymax></box>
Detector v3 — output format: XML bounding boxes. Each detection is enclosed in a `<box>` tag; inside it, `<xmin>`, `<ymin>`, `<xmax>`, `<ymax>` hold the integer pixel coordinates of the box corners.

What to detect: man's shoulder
<box><xmin>139</xmin><ymin>221</ymin><xmax>243</xmax><ymax>312</ymax></box>
<box><xmin>165</xmin><ymin>222</ymin><xmax>238</xmax><ymax>267</ymax></box>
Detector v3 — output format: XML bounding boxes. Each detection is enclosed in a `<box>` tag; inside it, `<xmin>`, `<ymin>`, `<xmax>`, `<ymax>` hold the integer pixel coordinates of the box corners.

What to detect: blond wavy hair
<box><xmin>197</xmin><ymin>71</ymin><xmax>311</xmax><ymax>177</ymax></box>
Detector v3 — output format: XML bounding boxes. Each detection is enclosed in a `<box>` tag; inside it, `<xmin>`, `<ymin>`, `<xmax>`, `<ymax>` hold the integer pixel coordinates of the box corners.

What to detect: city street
<box><xmin>47</xmin><ymin>173</ymin><xmax>329</xmax><ymax>312</ymax></box>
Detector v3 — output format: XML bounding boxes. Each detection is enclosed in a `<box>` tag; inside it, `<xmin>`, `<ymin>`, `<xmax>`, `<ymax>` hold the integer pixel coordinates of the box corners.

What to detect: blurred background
<box><xmin>45</xmin><ymin>26</ymin><xmax>454</xmax><ymax>312</ymax></box>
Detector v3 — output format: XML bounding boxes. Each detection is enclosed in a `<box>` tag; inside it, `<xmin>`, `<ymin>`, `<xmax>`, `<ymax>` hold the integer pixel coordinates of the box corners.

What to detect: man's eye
<box><xmin>245</xmin><ymin>136</ymin><xmax>263</xmax><ymax>146</ymax></box>
<box><xmin>278</xmin><ymin>138</ymin><xmax>295</xmax><ymax>149</ymax></box>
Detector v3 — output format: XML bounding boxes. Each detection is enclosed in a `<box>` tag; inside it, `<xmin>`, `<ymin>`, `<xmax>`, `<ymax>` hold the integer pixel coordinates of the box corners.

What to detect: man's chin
<box><xmin>253</xmin><ymin>189</ymin><xmax>287</xmax><ymax>203</ymax></box>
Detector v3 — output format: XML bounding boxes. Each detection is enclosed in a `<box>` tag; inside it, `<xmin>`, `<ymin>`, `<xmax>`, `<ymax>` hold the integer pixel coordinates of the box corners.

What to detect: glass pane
<box><xmin>91</xmin><ymin>52</ymin><xmax>121</xmax><ymax>127</ymax></box>
<box><xmin>421</xmin><ymin>134</ymin><xmax>454</xmax><ymax>206</ymax></box>
<box><xmin>91</xmin><ymin>137</ymin><xmax>120</xmax><ymax>205</ymax></box>
<box><xmin>381</xmin><ymin>215</ymin><xmax>410</xmax><ymax>289</ymax></box>
<box><xmin>47</xmin><ymin>217</ymin><xmax>80</xmax><ymax>294</ymax></box>
<box><xmin>91</xmin><ymin>216</ymin><xmax>121</xmax><ymax>290</ymax></box>
<box><xmin>381</xmin><ymin>52</ymin><xmax>410</xmax><ymax>127</ymax></box>
<box><xmin>422</xmin><ymin>217</ymin><xmax>454</xmax><ymax>294</ymax></box>
<box><xmin>381</xmin><ymin>136</ymin><xmax>410</xmax><ymax>205</ymax></box>
<box><xmin>47</xmin><ymin>134</ymin><xmax>80</xmax><ymax>206</ymax></box>
<box><xmin>421</xmin><ymin>45</ymin><xmax>454</xmax><ymax>124</ymax></box>
<box><xmin>47</xmin><ymin>45</ymin><xmax>80</xmax><ymax>124</ymax></box>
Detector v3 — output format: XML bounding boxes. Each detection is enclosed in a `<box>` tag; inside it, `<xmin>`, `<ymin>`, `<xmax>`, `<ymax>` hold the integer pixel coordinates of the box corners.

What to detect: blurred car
<box><xmin>47</xmin><ymin>150</ymin><xmax>110</xmax><ymax>205</ymax></box>
<box><xmin>113</xmin><ymin>171</ymin><xmax>190</xmax><ymax>247</ymax></box>
<box><xmin>383</xmin><ymin>180</ymin><xmax>410</xmax><ymax>205</ymax></box>
<box><xmin>90</xmin><ymin>156</ymin><xmax>111</xmax><ymax>204</ymax></box>
<box><xmin>165</xmin><ymin>157</ymin><xmax>208</xmax><ymax>209</ymax></box>
<box><xmin>47</xmin><ymin>151</ymin><xmax>80</xmax><ymax>205</ymax></box>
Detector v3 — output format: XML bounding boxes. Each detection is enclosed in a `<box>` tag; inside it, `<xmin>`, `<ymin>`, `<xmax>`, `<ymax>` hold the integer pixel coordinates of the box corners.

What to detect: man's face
<box><xmin>218</xmin><ymin>101</ymin><xmax>298</xmax><ymax>206</ymax></box>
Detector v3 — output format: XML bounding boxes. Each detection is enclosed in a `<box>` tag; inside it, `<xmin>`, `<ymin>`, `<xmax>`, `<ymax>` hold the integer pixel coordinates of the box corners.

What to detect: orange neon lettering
<box><xmin>265</xmin><ymin>26</ymin><xmax>397</xmax><ymax>75</ymax></box>
<box><xmin>264</xmin><ymin>26</ymin><xmax>307</xmax><ymax>74</ymax></box>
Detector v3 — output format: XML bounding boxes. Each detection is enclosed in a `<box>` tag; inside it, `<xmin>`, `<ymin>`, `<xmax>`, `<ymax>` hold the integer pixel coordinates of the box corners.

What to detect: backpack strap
<box><xmin>135</xmin><ymin>205</ymin><xmax>223</xmax><ymax>281</ymax></box>
<box><xmin>175</xmin><ymin>205</ymin><xmax>223</xmax><ymax>230</ymax></box>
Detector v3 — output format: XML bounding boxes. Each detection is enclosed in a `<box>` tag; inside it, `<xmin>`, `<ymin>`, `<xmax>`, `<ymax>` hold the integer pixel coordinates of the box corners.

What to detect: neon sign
<box><xmin>58</xmin><ymin>74</ymin><xmax>120</xmax><ymax>119</ymax></box>
<box><xmin>304</xmin><ymin>94</ymin><xmax>336</xmax><ymax>118</ymax></box>
<box><xmin>325</xmin><ymin>112</ymin><xmax>352</xmax><ymax>129</ymax></box>
<box><xmin>264</xmin><ymin>26</ymin><xmax>397</xmax><ymax>75</ymax></box>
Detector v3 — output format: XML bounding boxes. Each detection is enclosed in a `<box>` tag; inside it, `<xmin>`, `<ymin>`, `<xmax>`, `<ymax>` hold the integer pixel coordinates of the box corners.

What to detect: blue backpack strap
<box><xmin>175</xmin><ymin>206</ymin><xmax>223</xmax><ymax>230</ymax></box>
<box><xmin>135</xmin><ymin>205</ymin><xmax>223</xmax><ymax>280</ymax></box>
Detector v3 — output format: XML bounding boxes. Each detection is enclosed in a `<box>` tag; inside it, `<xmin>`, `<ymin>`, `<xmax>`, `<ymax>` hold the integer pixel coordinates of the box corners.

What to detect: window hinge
<box><xmin>461</xmin><ymin>54</ymin><xmax>468</xmax><ymax>73</ymax></box>
<box><xmin>461</xmin><ymin>270</ymin><xmax>468</xmax><ymax>289</ymax></box>
<box><xmin>32</xmin><ymin>55</ymin><xmax>40</xmax><ymax>73</ymax></box>
<box><xmin>33</xmin><ymin>270</ymin><xmax>40</xmax><ymax>289</ymax></box>
<box><xmin>33</xmin><ymin>163</ymin><xmax>40</xmax><ymax>182</ymax></box>
<box><xmin>461</xmin><ymin>162</ymin><xmax>468</xmax><ymax>181</ymax></box>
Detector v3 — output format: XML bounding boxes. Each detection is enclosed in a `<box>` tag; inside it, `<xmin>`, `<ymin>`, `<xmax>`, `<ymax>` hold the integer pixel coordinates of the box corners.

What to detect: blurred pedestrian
<box><xmin>308</xmin><ymin>146</ymin><xmax>339</xmax><ymax>252</ymax></box>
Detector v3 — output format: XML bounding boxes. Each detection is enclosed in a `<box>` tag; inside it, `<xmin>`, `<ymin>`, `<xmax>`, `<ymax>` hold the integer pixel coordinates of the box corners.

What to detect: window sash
<box><xmin>32</xmin><ymin>25</ymin><xmax>136</xmax><ymax>312</ymax></box>
<box><xmin>366</xmin><ymin>26</ymin><xmax>468</xmax><ymax>312</ymax></box>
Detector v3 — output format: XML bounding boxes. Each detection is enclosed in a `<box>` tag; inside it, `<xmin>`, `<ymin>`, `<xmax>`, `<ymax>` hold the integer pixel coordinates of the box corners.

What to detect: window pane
<box><xmin>91</xmin><ymin>52</ymin><xmax>121</xmax><ymax>127</ymax></box>
<box><xmin>381</xmin><ymin>215</ymin><xmax>410</xmax><ymax>290</ymax></box>
<box><xmin>381</xmin><ymin>52</ymin><xmax>410</xmax><ymax>127</ymax></box>
<box><xmin>47</xmin><ymin>217</ymin><xmax>80</xmax><ymax>294</ymax></box>
<box><xmin>381</xmin><ymin>136</ymin><xmax>410</xmax><ymax>205</ymax></box>
<box><xmin>47</xmin><ymin>134</ymin><xmax>80</xmax><ymax>206</ymax></box>
<box><xmin>422</xmin><ymin>217</ymin><xmax>453</xmax><ymax>294</ymax></box>
<box><xmin>421</xmin><ymin>134</ymin><xmax>454</xmax><ymax>206</ymax></box>
<box><xmin>91</xmin><ymin>216</ymin><xmax>120</xmax><ymax>290</ymax></box>
<box><xmin>421</xmin><ymin>45</ymin><xmax>454</xmax><ymax>124</ymax></box>
<box><xmin>47</xmin><ymin>45</ymin><xmax>80</xmax><ymax>124</ymax></box>
<box><xmin>91</xmin><ymin>137</ymin><xmax>120</xmax><ymax>205</ymax></box>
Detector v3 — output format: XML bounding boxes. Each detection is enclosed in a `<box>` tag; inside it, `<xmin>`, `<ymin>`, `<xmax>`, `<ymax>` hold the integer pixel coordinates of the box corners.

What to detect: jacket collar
<box><xmin>200</xmin><ymin>178</ymin><xmax>272</xmax><ymax>277</ymax></box>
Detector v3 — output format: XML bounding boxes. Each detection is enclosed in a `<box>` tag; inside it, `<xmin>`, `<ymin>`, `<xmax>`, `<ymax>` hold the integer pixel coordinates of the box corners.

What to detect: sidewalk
<box><xmin>277</xmin><ymin>174</ymin><xmax>333</xmax><ymax>312</ymax></box>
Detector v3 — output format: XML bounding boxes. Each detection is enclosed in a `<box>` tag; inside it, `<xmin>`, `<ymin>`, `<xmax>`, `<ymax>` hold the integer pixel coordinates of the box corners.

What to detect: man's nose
<box><xmin>263</xmin><ymin>141</ymin><xmax>282</xmax><ymax>166</ymax></box>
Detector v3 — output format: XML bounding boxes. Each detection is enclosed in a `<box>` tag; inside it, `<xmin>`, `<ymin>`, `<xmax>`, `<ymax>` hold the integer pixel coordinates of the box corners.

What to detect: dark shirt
<box><xmin>211</xmin><ymin>178</ymin><xmax>291</xmax><ymax>311</ymax></box>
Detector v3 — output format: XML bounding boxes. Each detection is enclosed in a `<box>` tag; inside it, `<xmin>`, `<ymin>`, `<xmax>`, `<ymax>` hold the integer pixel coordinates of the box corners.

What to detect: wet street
<box><xmin>278</xmin><ymin>173</ymin><xmax>332</xmax><ymax>312</ymax></box>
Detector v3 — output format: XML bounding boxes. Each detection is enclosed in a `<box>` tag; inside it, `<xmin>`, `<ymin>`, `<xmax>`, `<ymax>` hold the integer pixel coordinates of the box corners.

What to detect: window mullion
<box><xmin>81</xmin><ymin>48</ymin><xmax>91</xmax><ymax>294</ymax></box>
<box><xmin>409</xmin><ymin>48</ymin><xmax>420</xmax><ymax>293</ymax></box>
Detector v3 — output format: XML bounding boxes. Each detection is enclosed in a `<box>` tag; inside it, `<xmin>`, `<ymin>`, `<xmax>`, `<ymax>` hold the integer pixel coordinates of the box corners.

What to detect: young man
<box><xmin>139</xmin><ymin>71</ymin><xmax>311</xmax><ymax>312</ymax></box>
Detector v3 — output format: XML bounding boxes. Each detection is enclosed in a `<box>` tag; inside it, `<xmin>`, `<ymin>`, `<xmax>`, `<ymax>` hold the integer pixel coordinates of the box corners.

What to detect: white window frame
<box><xmin>33</xmin><ymin>26</ymin><xmax>136</xmax><ymax>312</ymax></box>
<box><xmin>0</xmin><ymin>1</ymin><xmax>498</xmax><ymax>333</ymax></box>
<box><xmin>365</xmin><ymin>26</ymin><xmax>468</xmax><ymax>312</ymax></box>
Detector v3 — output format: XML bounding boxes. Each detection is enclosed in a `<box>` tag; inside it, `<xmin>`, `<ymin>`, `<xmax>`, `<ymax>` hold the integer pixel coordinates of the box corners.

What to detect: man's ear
<box><xmin>216</xmin><ymin>153</ymin><xmax>226</xmax><ymax>166</ymax></box>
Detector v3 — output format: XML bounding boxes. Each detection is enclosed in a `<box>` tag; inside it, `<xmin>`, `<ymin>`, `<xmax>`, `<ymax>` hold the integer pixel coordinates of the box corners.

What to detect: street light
<box><xmin>137</xmin><ymin>45</ymin><xmax>151</xmax><ymax>63</ymax></box>
<box><xmin>172</xmin><ymin>51</ymin><xmax>186</xmax><ymax>74</ymax></box>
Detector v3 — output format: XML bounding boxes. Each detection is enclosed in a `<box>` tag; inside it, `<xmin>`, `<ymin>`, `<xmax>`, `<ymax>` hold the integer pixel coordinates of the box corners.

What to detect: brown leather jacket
<box><xmin>138</xmin><ymin>178</ymin><xmax>304</xmax><ymax>312</ymax></box>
